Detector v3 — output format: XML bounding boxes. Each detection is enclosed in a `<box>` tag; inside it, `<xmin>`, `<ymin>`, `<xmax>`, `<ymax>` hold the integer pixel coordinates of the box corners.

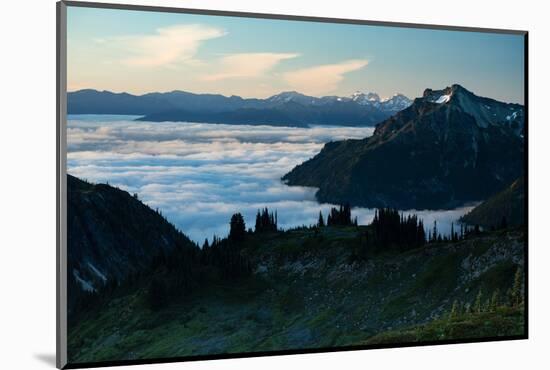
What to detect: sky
<box><xmin>67</xmin><ymin>6</ymin><xmax>525</xmax><ymax>103</ymax></box>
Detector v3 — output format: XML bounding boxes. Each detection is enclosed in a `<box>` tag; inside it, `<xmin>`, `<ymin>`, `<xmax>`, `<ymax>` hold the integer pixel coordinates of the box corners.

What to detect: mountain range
<box><xmin>67</xmin><ymin>89</ymin><xmax>412</xmax><ymax>127</ymax></box>
<box><xmin>282</xmin><ymin>84</ymin><xmax>525</xmax><ymax>209</ymax></box>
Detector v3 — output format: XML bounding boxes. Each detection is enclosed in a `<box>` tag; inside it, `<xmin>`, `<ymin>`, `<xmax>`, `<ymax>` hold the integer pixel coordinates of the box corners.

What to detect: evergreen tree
<box><xmin>490</xmin><ymin>289</ymin><xmax>501</xmax><ymax>311</ymax></box>
<box><xmin>474</xmin><ymin>289</ymin><xmax>483</xmax><ymax>313</ymax></box>
<box><xmin>451</xmin><ymin>222</ymin><xmax>459</xmax><ymax>242</ymax></box>
<box><xmin>432</xmin><ymin>220</ymin><xmax>438</xmax><ymax>242</ymax></box>
<box><xmin>255</xmin><ymin>210</ymin><xmax>261</xmax><ymax>232</ymax></box>
<box><xmin>318</xmin><ymin>211</ymin><xmax>325</xmax><ymax>227</ymax></box>
<box><xmin>254</xmin><ymin>208</ymin><xmax>278</xmax><ymax>233</ymax></box>
<box><xmin>326</xmin><ymin>203</ymin><xmax>353</xmax><ymax>226</ymax></box>
<box><xmin>484</xmin><ymin>298</ymin><xmax>491</xmax><ymax>312</ymax></box>
<box><xmin>511</xmin><ymin>267</ymin><xmax>523</xmax><ymax>307</ymax></box>
<box><xmin>229</xmin><ymin>213</ymin><xmax>246</xmax><ymax>242</ymax></box>
<box><xmin>367</xmin><ymin>208</ymin><xmax>426</xmax><ymax>253</ymax></box>
<box><xmin>449</xmin><ymin>299</ymin><xmax>460</xmax><ymax>319</ymax></box>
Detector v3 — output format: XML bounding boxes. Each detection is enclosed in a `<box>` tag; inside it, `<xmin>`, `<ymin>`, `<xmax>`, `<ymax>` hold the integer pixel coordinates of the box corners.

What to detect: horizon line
<box><xmin>66</xmin><ymin>83</ymin><xmax>525</xmax><ymax>105</ymax></box>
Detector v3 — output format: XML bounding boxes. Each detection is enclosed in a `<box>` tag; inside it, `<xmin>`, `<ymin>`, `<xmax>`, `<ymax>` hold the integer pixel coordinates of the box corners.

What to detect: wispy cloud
<box><xmin>116</xmin><ymin>24</ymin><xmax>226</xmax><ymax>67</ymax></box>
<box><xmin>283</xmin><ymin>59</ymin><xmax>369</xmax><ymax>95</ymax></box>
<box><xmin>202</xmin><ymin>52</ymin><xmax>299</xmax><ymax>81</ymax></box>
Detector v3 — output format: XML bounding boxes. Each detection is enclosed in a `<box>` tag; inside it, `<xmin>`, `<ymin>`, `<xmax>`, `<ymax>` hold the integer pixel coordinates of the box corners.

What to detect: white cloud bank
<box><xmin>67</xmin><ymin>118</ymin><xmax>471</xmax><ymax>244</ymax></box>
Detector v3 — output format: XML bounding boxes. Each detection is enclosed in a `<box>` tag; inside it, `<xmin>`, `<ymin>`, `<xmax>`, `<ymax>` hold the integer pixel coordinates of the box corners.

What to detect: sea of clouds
<box><xmin>67</xmin><ymin>116</ymin><xmax>474</xmax><ymax>244</ymax></box>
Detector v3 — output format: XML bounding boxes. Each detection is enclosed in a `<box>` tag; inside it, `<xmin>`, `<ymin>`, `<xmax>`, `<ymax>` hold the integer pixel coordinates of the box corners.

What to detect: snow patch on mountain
<box><xmin>88</xmin><ymin>262</ymin><xmax>108</xmax><ymax>282</ymax></box>
<box><xmin>434</xmin><ymin>94</ymin><xmax>451</xmax><ymax>104</ymax></box>
<box><xmin>265</xmin><ymin>90</ymin><xmax>412</xmax><ymax>115</ymax></box>
<box><xmin>350</xmin><ymin>91</ymin><xmax>412</xmax><ymax>111</ymax></box>
<box><xmin>73</xmin><ymin>269</ymin><xmax>96</xmax><ymax>292</ymax></box>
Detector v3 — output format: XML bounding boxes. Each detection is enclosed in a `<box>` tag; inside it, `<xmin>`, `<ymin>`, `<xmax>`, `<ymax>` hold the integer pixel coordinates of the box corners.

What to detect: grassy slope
<box><xmin>68</xmin><ymin>227</ymin><xmax>525</xmax><ymax>364</ymax></box>
<box><xmin>363</xmin><ymin>306</ymin><xmax>524</xmax><ymax>345</ymax></box>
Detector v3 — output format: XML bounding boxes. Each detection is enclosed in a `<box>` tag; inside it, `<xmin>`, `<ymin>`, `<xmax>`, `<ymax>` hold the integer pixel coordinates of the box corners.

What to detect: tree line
<box><xmin>255</xmin><ymin>208</ymin><xmax>278</xmax><ymax>233</ymax></box>
<box><xmin>72</xmin><ymin>204</ymin><xmax>497</xmax><ymax>315</ymax></box>
<box><xmin>368</xmin><ymin>208</ymin><xmax>426</xmax><ymax>252</ymax></box>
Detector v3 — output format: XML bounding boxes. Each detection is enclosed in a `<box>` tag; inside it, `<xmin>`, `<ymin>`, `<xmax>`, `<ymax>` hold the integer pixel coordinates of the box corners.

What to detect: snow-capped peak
<box><xmin>351</xmin><ymin>91</ymin><xmax>381</xmax><ymax>103</ymax></box>
<box><xmin>350</xmin><ymin>91</ymin><xmax>412</xmax><ymax>111</ymax></box>
<box><xmin>379</xmin><ymin>93</ymin><xmax>413</xmax><ymax>111</ymax></box>
<box><xmin>424</xmin><ymin>88</ymin><xmax>453</xmax><ymax>104</ymax></box>
<box><xmin>267</xmin><ymin>91</ymin><xmax>318</xmax><ymax>105</ymax></box>
<box><xmin>268</xmin><ymin>91</ymin><xmax>305</xmax><ymax>102</ymax></box>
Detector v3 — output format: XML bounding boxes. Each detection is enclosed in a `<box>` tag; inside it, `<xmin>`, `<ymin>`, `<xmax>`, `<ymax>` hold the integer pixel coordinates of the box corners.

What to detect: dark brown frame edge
<box><xmin>56</xmin><ymin>1</ymin><xmax>529</xmax><ymax>369</ymax></box>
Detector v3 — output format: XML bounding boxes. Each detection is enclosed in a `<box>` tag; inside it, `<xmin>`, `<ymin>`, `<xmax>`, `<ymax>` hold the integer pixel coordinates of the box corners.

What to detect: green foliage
<box><xmin>490</xmin><ymin>289</ymin><xmax>501</xmax><ymax>312</ymax></box>
<box><xmin>364</xmin><ymin>306</ymin><xmax>525</xmax><ymax>345</ymax></box>
<box><xmin>511</xmin><ymin>267</ymin><xmax>524</xmax><ymax>307</ymax></box>
<box><xmin>449</xmin><ymin>300</ymin><xmax>461</xmax><ymax>320</ymax></box>
<box><xmin>474</xmin><ymin>289</ymin><xmax>483</xmax><ymax>314</ymax></box>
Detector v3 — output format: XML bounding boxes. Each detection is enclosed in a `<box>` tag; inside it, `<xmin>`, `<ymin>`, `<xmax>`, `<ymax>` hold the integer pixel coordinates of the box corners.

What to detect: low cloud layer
<box><xmin>67</xmin><ymin>117</ymin><xmax>471</xmax><ymax>243</ymax></box>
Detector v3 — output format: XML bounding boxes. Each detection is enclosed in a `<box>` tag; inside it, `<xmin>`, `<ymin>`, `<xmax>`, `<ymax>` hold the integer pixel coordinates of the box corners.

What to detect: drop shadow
<box><xmin>34</xmin><ymin>353</ymin><xmax>56</xmax><ymax>367</ymax></box>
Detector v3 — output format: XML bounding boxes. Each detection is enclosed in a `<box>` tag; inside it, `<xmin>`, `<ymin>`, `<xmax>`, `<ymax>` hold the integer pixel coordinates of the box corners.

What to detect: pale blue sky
<box><xmin>67</xmin><ymin>6</ymin><xmax>525</xmax><ymax>103</ymax></box>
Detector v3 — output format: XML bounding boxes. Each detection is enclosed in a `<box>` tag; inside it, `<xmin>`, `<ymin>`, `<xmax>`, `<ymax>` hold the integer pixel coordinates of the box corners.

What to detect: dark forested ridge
<box><xmin>67</xmin><ymin>174</ymin><xmax>197</xmax><ymax>311</ymax></box>
<box><xmin>67</xmin><ymin>175</ymin><xmax>253</xmax><ymax>315</ymax></box>
<box><xmin>461</xmin><ymin>177</ymin><xmax>525</xmax><ymax>229</ymax></box>
<box><xmin>282</xmin><ymin>84</ymin><xmax>525</xmax><ymax>209</ymax></box>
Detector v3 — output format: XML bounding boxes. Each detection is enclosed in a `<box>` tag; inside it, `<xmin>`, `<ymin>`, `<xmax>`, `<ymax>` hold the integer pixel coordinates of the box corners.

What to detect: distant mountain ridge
<box><xmin>68</xmin><ymin>89</ymin><xmax>412</xmax><ymax>127</ymax></box>
<box><xmin>282</xmin><ymin>84</ymin><xmax>525</xmax><ymax>209</ymax></box>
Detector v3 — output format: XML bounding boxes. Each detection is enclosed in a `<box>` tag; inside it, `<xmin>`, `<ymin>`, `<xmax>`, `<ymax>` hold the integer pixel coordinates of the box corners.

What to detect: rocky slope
<box><xmin>282</xmin><ymin>84</ymin><xmax>525</xmax><ymax>209</ymax></box>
